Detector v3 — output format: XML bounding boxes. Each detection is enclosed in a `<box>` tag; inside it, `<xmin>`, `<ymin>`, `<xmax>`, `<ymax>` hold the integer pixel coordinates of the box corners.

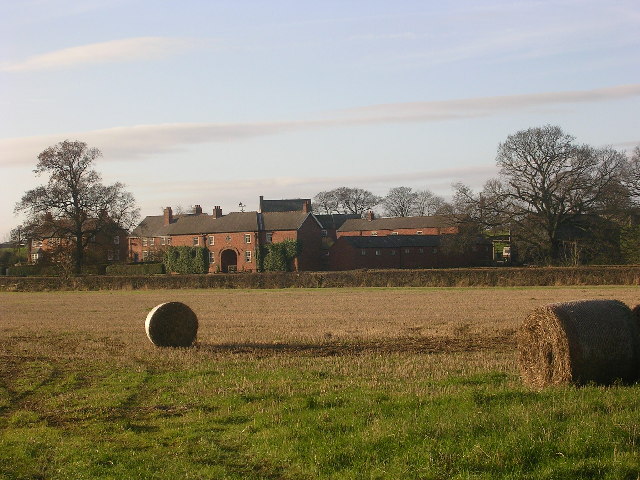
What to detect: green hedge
<box><xmin>164</xmin><ymin>246</ymin><xmax>209</xmax><ymax>274</ymax></box>
<box><xmin>2</xmin><ymin>266</ymin><xmax>639</xmax><ymax>291</ymax></box>
<box><xmin>261</xmin><ymin>240</ymin><xmax>301</xmax><ymax>271</ymax></box>
<box><xmin>105</xmin><ymin>263</ymin><xmax>165</xmax><ymax>275</ymax></box>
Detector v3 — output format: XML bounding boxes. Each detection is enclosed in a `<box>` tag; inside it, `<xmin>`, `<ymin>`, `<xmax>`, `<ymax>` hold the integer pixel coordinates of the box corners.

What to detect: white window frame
<box><xmin>375</xmin><ymin>249</ymin><xmax>381</xmax><ymax>256</ymax></box>
<box><xmin>391</xmin><ymin>232</ymin><xmax>398</xmax><ymax>236</ymax></box>
<box><xmin>321</xmin><ymin>229</ymin><xmax>328</xmax><ymax>237</ymax></box>
<box><xmin>416</xmin><ymin>231</ymin><xmax>423</xmax><ymax>235</ymax></box>
<box><xmin>245</xmin><ymin>250</ymin><xmax>252</xmax><ymax>262</ymax></box>
<box><xmin>361</xmin><ymin>249</ymin><xmax>366</xmax><ymax>256</ymax></box>
<box><xmin>244</xmin><ymin>234</ymin><xmax>252</xmax><ymax>244</ymax></box>
<box><xmin>404</xmin><ymin>248</ymin><xmax>410</xmax><ymax>254</ymax></box>
<box><xmin>266</xmin><ymin>232</ymin><xmax>273</xmax><ymax>243</ymax></box>
<box><xmin>208</xmin><ymin>236</ymin><xmax>215</xmax><ymax>246</ymax></box>
<box><xmin>107</xmin><ymin>250</ymin><xmax>114</xmax><ymax>261</ymax></box>
<box><xmin>371</xmin><ymin>231</ymin><xmax>378</xmax><ymax>236</ymax></box>
<box><xmin>391</xmin><ymin>250</ymin><xmax>396</xmax><ymax>256</ymax></box>
<box><xmin>209</xmin><ymin>251</ymin><xmax>215</xmax><ymax>263</ymax></box>
<box><xmin>113</xmin><ymin>236</ymin><xmax>120</xmax><ymax>245</ymax></box>
<box><xmin>142</xmin><ymin>238</ymin><xmax>148</xmax><ymax>247</ymax></box>
<box><xmin>193</xmin><ymin>237</ymin><xmax>200</xmax><ymax>246</ymax></box>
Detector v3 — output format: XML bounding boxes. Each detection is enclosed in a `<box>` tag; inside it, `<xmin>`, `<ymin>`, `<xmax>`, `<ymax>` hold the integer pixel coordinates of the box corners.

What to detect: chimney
<box><xmin>44</xmin><ymin>212</ymin><xmax>54</xmax><ymax>223</ymax></box>
<box><xmin>303</xmin><ymin>199</ymin><xmax>311</xmax><ymax>213</ymax></box>
<box><xmin>163</xmin><ymin>207</ymin><xmax>173</xmax><ymax>226</ymax></box>
<box><xmin>212</xmin><ymin>206</ymin><xmax>223</xmax><ymax>218</ymax></box>
<box><xmin>194</xmin><ymin>205</ymin><xmax>202</xmax><ymax>215</ymax></box>
<box><xmin>259</xmin><ymin>195</ymin><xmax>264</xmax><ymax>213</ymax></box>
<box><xmin>366</xmin><ymin>211</ymin><xmax>375</xmax><ymax>221</ymax></box>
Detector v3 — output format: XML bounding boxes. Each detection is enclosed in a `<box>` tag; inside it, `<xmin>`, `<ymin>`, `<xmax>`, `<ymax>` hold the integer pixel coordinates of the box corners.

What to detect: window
<box><xmin>416</xmin><ymin>231</ymin><xmax>423</xmax><ymax>235</ymax></box>
<box><xmin>391</xmin><ymin>250</ymin><xmax>396</xmax><ymax>256</ymax></box>
<box><xmin>208</xmin><ymin>236</ymin><xmax>215</xmax><ymax>246</ymax></box>
<box><xmin>371</xmin><ymin>231</ymin><xmax>378</xmax><ymax>236</ymax></box>
<box><xmin>391</xmin><ymin>232</ymin><xmax>398</xmax><ymax>236</ymax></box>
<box><xmin>32</xmin><ymin>239</ymin><xmax>43</xmax><ymax>248</ymax></box>
<box><xmin>167</xmin><ymin>237</ymin><xmax>172</xmax><ymax>246</ymax></box>
<box><xmin>266</xmin><ymin>232</ymin><xmax>273</xmax><ymax>243</ymax></box>
<box><xmin>244</xmin><ymin>234</ymin><xmax>252</xmax><ymax>244</ymax></box>
<box><xmin>321</xmin><ymin>229</ymin><xmax>328</xmax><ymax>237</ymax></box>
<box><xmin>209</xmin><ymin>251</ymin><xmax>215</xmax><ymax>263</ymax></box>
<box><xmin>432</xmin><ymin>247</ymin><xmax>438</xmax><ymax>254</ymax></box>
<box><xmin>245</xmin><ymin>250</ymin><xmax>252</xmax><ymax>262</ymax></box>
<box><xmin>418</xmin><ymin>248</ymin><xmax>424</xmax><ymax>254</ymax></box>
<box><xmin>31</xmin><ymin>253</ymin><xmax>39</xmax><ymax>262</ymax></box>
<box><xmin>225</xmin><ymin>235</ymin><xmax>231</xmax><ymax>242</ymax></box>
<box><xmin>161</xmin><ymin>236</ymin><xmax>172</xmax><ymax>246</ymax></box>
<box><xmin>375</xmin><ymin>249</ymin><xmax>381</xmax><ymax>256</ymax></box>
<box><xmin>142</xmin><ymin>250</ymin><xmax>149</xmax><ymax>260</ymax></box>
<box><xmin>107</xmin><ymin>250</ymin><xmax>114</xmax><ymax>261</ymax></box>
<box><xmin>404</xmin><ymin>248</ymin><xmax>410</xmax><ymax>254</ymax></box>
<box><xmin>113</xmin><ymin>236</ymin><xmax>120</xmax><ymax>245</ymax></box>
<box><xmin>361</xmin><ymin>249</ymin><xmax>366</xmax><ymax>256</ymax></box>
<box><xmin>193</xmin><ymin>237</ymin><xmax>199</xmax><ymax>246</ymax></box>
<box><xmin>142</xmin><ymin>238</ymin><xmax>148</xmax><ymax>247</ymax></box>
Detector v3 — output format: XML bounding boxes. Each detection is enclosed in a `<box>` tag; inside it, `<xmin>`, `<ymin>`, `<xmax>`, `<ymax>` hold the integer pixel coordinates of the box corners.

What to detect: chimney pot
<box><xmin>213</xmin><ymin>206</ymin><xmax>223</xmax><ymax>218</ymax></box>
<box><xmin>366</xmin><ymin>211</ymin><xmax>375</xmax><ymax>221</ymax></box>
<box><xmin>194</xmin><ymin>205</ymin><xmax>202</xmax><ymax>215</ymax></box>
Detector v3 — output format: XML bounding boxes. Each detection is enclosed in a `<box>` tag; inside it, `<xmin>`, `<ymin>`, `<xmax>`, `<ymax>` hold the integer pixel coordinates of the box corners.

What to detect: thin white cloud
<box><xmin>1</xmin><ymin>37</ymin><xmax>196</xmax><ymax>72</ymax></box>
<box><xmin>1</xmin><ymin>84</ymin><xmax>639</xmax><ymax>166</ymax></box>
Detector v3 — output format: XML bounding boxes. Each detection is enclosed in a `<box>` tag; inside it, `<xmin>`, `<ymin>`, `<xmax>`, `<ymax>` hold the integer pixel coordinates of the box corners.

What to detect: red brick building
<box><xmin>28</xmin><ymin>215</ymin><xmax>129</xmax><ymax>265</ymax></box>
<box><xmin>327</xmin><ymin>212</ymin><xmax>491</xmax><ymax>270</ymax></box>
<box><xmin>129</xmin><ymin>199</ymin><xmax>324</xmax><ymax>272</ymax></box>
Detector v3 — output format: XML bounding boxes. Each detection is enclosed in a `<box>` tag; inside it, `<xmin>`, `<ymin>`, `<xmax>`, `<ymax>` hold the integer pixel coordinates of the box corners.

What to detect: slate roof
<box><xmin>262</xmin><ymin>212</ymin><xmax>311</xmax><ymax>231</ymax></box>
<box><xmin>314</xmin><ymin>213</ymin><xmax>361</xmax><ymax>230</ymax></box>
<box><xmin>338</xmin><ymin>215</ymin><xmax>461</xmax><ymax>232</ymax></box>
<box><xmin>131</xmin><ymin>211</ymin><xmax>313</xmax><ymax>237</ymax></box>
<box><xmin>341</xmin><ymin>234</ymin><xmax>490</xmax><ymax>249</ymax></box>
<box><xmin>261</xmin><ymin>198</ymin><xmax>310</xmax><ymax>213</ymax></box>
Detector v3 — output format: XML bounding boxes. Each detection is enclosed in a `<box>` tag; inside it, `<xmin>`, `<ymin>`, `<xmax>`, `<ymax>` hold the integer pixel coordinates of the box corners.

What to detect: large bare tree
<box><xmin>382</xmin><ymin>186</ymin><xmax>418</xmax><ymax>217</ymax></box>
<box><xmin>313</xmin><ymin>187</ymin><xmax>380</xmax><ymax>215</ymax></box>
<box><xmin>15</xmin><ymin>140</ymin><xmax>139</xmax><ymax>273</ymax></box>
<box><xmin>456</xmin><ymin>125</ymin><xmax>634</xmax><ymax>263</ymax></box>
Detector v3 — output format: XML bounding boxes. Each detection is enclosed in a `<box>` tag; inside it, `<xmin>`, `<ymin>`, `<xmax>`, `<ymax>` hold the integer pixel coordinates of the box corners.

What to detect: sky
<box><xmin>1</xmin><ymin>0</ymin><xmax>639</xmax><ymax>239</ymax></box>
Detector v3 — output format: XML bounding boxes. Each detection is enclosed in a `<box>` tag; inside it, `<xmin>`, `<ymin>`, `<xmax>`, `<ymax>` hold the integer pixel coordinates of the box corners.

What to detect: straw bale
<box><xmin>145</xmin><ymin>302</ymin><xmax>198</xmax><ymax>347</ymax></box>
<box><xmin>518</xmin><ymin>300</ymin><xmax>640</xmax><ymax>388</ymax></box>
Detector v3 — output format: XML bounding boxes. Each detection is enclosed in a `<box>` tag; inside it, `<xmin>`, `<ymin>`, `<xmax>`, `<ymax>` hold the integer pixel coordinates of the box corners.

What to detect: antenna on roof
<box><xmin>238</xmin><ymin>202</ymin><xmax>246</xmax><ymax>212</ymax></box>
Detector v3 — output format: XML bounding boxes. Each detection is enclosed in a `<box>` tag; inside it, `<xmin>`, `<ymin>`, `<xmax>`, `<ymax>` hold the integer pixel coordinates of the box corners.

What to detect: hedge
<box><xmin>1</xmin><ymin>266</ymin><xmax>639</xmax><ymax>291</ymax></box>
<box><xmin>6</xmin><ymin>264</ymin><xmax>106</xmax><ymax>276</ymax></box>
<box><xmin>105</xmin><ymin>263</ymin><xmax>165</xmax><ymax>275</ymax></box>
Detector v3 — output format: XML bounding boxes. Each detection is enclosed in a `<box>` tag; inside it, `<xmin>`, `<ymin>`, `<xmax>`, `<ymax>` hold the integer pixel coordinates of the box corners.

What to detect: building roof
<box><xmin>314</xmin><ymin>213</ymin><xmax>361</xmax><ymax>230</ymax></box>
<box><xmin>338</xmin><ymin>215</ymin><xmax>461</xmax><ymax>232</ymax></box>
<box><xmin>131</xmin><ymin>211</ymin><xmax>313</xmax><ymax>237</ymax></box>
<box><xmin>262</xmin><ymin>212</ymin><xmax>311</xmax><ymax>231</ymax></box>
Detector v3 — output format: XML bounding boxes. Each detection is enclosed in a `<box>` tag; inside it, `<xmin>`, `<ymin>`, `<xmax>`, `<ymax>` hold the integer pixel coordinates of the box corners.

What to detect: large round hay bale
<box><xmin>518</xmin><ymin>300</ymin><xmax>640</xmax><ymax>388</ymax></box>
<box><xmin>145</xmin><ymin>302</ymin><xmax>198</xmax><ymax>347</ymax></box>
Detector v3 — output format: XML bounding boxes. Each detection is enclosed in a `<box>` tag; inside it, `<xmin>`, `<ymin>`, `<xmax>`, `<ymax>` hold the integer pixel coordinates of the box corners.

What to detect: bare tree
<box><xmin>382</xmin><ymin>186</ymin><xmax>418</xmax><ymax>217</ymax></box>
<box><xmin>457</xmin><ymin>125</ymin><xmax>633</xmax><ymax>263</ymax></box>
<box><xmin>413</xmin><ymin>189</ymin><xmax>446</xmax><ymax>216</ymax></box>
<box><xmin>313</xmin><ymin>187</ymin><xmax>380</xmax><ymax>215</ymax></box>
<box><xmin>15</xmin><ymin>140</ymin><xmax>139</xmax><ymax>273</ymax></box>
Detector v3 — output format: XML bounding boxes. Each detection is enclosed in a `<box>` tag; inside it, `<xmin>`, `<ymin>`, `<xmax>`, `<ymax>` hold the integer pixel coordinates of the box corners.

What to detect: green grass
<box><xmin>2</xmin><ymin>353</ymin><xmax>640</xmax><ymax>479</ymax></box>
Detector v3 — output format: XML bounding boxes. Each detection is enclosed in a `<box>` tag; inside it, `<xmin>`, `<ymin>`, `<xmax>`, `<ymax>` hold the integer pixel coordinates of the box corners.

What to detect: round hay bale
<box><xmin>518</xmin><ymin>300</ymin><xmax>640</xmax><ymax>388</ymax></box>
<box><xmin>145</xmin><ymin>302</ymin><xmax>198</xmax><ymax>347</ymax></box>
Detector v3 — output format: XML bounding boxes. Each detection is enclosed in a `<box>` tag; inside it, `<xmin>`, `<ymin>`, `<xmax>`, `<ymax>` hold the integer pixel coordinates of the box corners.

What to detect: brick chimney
<box><xmin>259</xmin><ymin>195</ymin><xmax>264</xmax><ymax>213</ymax></box>
<box><xmin>163</xmin><ymin>207</ymin><xmax>173</xmax><ymax>226</ymax></box>
<box><xmin>212</xmin><ymin>206</ymin><xmax>223</xmax><ymax>218</ymax></box>
<box><xmin>366</xmin><ymin>210</ymin><xmax>375</xmax><ymax>221</ymax></box>
<box><xmin>194</xmin><ymin>205</ymin><xmax>203</xmax><ymax>215</ymax></box>
<box><xmin>303</xmin><ymin>199</ymin><xmax>311</xmax><ymax>213</ymax></box>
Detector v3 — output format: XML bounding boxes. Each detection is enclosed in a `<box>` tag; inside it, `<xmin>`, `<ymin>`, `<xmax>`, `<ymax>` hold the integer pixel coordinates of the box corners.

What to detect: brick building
<box><xmin>327</xmin><ymin>212</ymin><xmax>491</xmax><ymax>270</ymax></box>
<box><xmin>129</xmin><ymin>199</ymin><xmax>324</xmax><ymax>272</ymax></box>
<box><xmin>27</xmin><ymin>215</ymin><xmax>129</xmax><ymax>265</ymax></box>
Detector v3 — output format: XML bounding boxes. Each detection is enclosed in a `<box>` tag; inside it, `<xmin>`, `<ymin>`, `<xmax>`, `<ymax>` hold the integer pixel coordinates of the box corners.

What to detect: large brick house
<box><xmin>129</xmin><ymin>199</ymin><xmax>324</xmax><ymax>272</ymax></box>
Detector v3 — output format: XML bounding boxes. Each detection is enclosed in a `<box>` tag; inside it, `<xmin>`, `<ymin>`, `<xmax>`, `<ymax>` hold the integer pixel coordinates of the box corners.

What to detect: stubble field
<box><xmin>1</xmin><ymin>286</ymin><xmax>640</xmax><ymax>479</ymax></box>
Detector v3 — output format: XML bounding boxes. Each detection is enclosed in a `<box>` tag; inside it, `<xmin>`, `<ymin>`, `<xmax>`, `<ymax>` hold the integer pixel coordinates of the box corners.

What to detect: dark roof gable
<box><xmin>338</xmin><ymin>215</ymin><xmax>461</xmax><ymax>232</ymax></box>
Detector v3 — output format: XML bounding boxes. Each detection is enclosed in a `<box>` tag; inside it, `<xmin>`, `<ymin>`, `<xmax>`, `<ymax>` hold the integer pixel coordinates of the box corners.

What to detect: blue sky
<box><xmin>1</xmin><ymin>0</ymin><xmax>639</xmax><ymax>239</ymax></box>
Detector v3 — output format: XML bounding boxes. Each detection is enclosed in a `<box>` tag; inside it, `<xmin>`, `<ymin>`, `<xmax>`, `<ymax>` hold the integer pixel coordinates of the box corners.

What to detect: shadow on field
<box><xmin>198</xmin><ymin>331</ymin><xmax>516</xmax><ymax>357</ymax></box>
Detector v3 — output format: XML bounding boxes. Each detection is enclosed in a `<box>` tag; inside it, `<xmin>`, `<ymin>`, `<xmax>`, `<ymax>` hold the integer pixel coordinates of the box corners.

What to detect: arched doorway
<box><xmin>221</xmin><ymin>249</ymin><xmax>238</xmax><ymax>273</ymax></box>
